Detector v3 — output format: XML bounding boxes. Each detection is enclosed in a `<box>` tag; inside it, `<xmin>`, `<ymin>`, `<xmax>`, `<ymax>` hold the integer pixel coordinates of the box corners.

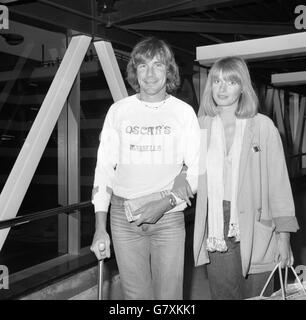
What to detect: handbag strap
<box><xmin>259</xmin><ymin>263</ymin><xmax>279</xmax><ymax>298</ymax></box>
<box><xmin>259</xmin><ymin>262</ymin><xmax>306</xmax><ymax>299</ymax></box>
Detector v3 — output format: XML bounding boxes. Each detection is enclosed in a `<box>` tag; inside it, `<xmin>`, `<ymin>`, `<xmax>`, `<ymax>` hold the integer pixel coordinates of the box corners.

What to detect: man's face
<box><xmin>136</xmin><ymin>56</ymin><xmax>167</xmax><ymax>101</ymax></box>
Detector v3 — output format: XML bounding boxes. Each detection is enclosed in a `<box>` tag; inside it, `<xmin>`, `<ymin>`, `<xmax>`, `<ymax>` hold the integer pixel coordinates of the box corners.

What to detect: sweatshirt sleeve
<box><xmin>92</xmin><ymin>106</ymin><xmax>119</xmax><ymax>213</ymax></box>
<box><xmin>183</xmin><ymin>108</ymin><xmax>200</xmax><ymax>194</ymax></box>
<box><xmin>267</xmin><ymin>123</ymin><xmax>299</xmax><ymax>232</ymax></box>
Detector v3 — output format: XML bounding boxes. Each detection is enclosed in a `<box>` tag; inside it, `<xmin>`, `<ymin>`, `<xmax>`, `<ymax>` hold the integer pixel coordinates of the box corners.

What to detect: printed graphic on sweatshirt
<box><xmin>130</xmin><ymin>144</ymin><xmax>162</xmax><ymax>152</ymax></box>
<box><xmin>119</xmin><ymin>120</ymin><xmax>183</xmax><ymax>165</ymax></box>
<box><xmin>125</xmin><ymin>125</ymin><xmax>171</xmax><ymax>135</ymax></box>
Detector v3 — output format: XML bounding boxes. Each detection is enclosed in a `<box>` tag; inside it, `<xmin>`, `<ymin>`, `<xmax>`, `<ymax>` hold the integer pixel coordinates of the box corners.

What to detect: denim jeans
<box><xmin>110</xmin><ymin>194</ymin><xmax>186</xmax><ymax>300</ymax></box>
<box><xmin>207</xmin><ymin>200</ymin><xmax>274</xmax><ymax>300</ymax></box>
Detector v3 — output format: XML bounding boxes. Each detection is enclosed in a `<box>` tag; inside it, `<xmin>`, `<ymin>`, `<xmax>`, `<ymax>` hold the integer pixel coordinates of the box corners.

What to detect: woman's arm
<box><xmin>267</xmin><ymin>121</ymin><xmax>299</xmax><ymax>267</ymax></box>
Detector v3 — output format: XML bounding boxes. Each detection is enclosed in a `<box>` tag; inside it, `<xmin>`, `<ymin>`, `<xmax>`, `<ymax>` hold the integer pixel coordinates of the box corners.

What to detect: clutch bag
<box><xmin>124</xmin><ymin>190</ymin><xmax>170</xmax><ymax>222</ymax></box>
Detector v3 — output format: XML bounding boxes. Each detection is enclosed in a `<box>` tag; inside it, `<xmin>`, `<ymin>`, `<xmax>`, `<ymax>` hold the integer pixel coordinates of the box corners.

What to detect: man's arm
<box><xmin>92</xmin><ymin>106</ymin><xmax>119</xmax><ymax>213</ymax></box>
<box><xmin>91</xmin><ymin>106</ymin><xmax>119</xmax><ymax>259</ymax></box>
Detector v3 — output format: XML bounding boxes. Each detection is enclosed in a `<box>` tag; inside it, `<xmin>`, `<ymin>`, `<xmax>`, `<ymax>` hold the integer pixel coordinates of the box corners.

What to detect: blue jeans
<box><xmin>110</xmin><ymin>194</ymin><xmax>186</xmax><ymax>300</ymax></box>
<box><xmin>207</xmin><ymin>201</ymin><xmax>274</xmax><ymax>300</ymax></box>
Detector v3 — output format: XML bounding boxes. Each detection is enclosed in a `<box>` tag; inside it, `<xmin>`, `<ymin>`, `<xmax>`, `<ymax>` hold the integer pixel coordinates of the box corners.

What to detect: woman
<box><xmin>194</xmin><ymin>56</ymin><xmax>299</xmax><ymax>299</ymax></box>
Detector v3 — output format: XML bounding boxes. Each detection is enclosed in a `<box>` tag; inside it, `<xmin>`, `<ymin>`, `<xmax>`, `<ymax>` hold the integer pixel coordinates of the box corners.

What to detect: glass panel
<box><xmin>0</xmin><ymin>205</ymin><xmax>94</xmax><ymax>300</ymax></box>
<box><xmin>0</xmin><ymin>18</ymin><xmax>67</xmax><ymax>272</ymax></box>
<box><xmin>0</xmin><ymin>216</ymin><xmax>59</xmax><ymax>274</ymax></box>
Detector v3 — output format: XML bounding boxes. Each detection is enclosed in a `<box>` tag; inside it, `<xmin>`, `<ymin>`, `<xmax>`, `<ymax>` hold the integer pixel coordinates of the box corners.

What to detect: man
<box><xmin>91</xmin><ymin>37</ymin><xmax>200</xmax><ymax>299</ymax></box>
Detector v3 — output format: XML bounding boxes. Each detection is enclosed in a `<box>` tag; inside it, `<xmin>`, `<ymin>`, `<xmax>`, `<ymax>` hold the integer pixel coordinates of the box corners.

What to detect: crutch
<box><xmin>98</xmin><ymin>259</ymin><xmax>104</xmax><ymax>300</ymax></box>
<box><xmin>97</xmin><ymin>243</ymin><xmax>105</xmax><ymax>300</ymax></box>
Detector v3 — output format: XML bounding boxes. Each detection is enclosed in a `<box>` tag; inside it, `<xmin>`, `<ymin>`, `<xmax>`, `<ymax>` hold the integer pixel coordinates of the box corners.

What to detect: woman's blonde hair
<box><xmin>126</xmin><ymin>37</ymin><xmax>180</xmax><ymax>93</ymax></box>
<box><xmin>201</xmin><ymin>56</ymin><xmax>258</xmax><ymax>118</ymax></box>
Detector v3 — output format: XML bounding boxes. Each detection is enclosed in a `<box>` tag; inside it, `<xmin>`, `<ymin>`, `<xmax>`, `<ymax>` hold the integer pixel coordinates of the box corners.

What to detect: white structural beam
<box><xmin>94</xmin><ymin>41</ymin><xmax>128</xmax><ymax>102</ymax></box>
<box><xmin>271</xmin><ymin>71</ymin><xmax>306</xmax><ymax>86</ymax></box>
<box><xmin>0</xmin><ymin>35</ymin><xmax>91</xmax><ymax>251</ymax></box>
<box><xmin>196</xmin><ymin>32</ymin><xmax>306</xmax><ymax>65</ymax></box>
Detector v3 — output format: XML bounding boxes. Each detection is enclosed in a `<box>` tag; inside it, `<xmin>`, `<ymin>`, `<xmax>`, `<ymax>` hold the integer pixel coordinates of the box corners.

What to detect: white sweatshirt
<box><xmin>92</xmin><ymin>94</ymin><xmax>200</xmax><ymax>213</ymax></box>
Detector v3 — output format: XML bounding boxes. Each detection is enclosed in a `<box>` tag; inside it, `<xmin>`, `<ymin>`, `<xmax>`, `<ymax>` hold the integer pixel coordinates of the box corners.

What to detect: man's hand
<box><xmin>276</xmin><ymin>232</ymin><xmax>294</xmax><ymax>268</ymax></box>
<box><xmin>172</xmin><ymin>172</ymin><xmax>193</xmax><ymax>206</ymax></box>
<box><xmin>135</xmin><ymin>198</ymin><xmax>170</xmax><ymax>226</ymax></box>
<box><xmin>90</xmin><ymin>229</ymin><xmax>111</xmax><ymax>260</ymax></box>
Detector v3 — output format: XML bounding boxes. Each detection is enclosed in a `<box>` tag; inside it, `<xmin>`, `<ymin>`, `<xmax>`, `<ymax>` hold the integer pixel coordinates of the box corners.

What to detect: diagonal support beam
<box><xmin>94</xmin><ymin>40</ymin><xmax>128</xmax><ymax>102</ymax></box>
<box><xmin>0</xmin><ymin>35</ymin><xmax>91</xmax><ymax>251</ymax></box>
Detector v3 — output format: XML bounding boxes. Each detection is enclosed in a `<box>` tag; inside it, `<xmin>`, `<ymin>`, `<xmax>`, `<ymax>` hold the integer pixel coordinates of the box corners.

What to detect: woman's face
<box><xmin>212</xmin><ymin>71</ymin><xmax>242</xmax><ymax>108</ymax></box>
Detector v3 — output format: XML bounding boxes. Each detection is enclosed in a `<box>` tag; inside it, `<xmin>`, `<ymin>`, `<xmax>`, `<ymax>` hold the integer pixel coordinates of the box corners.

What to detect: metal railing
<box><xmin>0</xmin><ymin>200</ymin><xmax>92</xmax><ymax>230</ymax></box>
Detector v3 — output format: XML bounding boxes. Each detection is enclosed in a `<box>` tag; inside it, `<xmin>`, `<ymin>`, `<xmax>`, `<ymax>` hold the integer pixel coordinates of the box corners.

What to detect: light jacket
<box><xmin>194</xmin><ymin>113</ymin><xmax>299</xmax><ymax>276</ymax></box>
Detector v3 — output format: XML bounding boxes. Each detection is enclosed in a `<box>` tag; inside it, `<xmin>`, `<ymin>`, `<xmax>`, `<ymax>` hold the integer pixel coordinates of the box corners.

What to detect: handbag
<box><xmin>249</xmin><ymin>262</ymin><xmax>306</xmax><ymax>300</ymax></box>
<box><xmin>124</xmin><ymin>190</ymin><xmax>170</xmax><ymax>222</ymax></box>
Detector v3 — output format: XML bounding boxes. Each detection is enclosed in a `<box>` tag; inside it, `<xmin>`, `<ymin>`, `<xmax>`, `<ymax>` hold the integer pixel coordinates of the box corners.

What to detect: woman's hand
<box><xmin>172</xmin><ymin>172</ymin><xmax>193</xmax><ymax>206</ymax></box>
<box><xmin>276</xmin><ymin>232</ymin><xmax>294</xmax><ymax>268</ymax></box>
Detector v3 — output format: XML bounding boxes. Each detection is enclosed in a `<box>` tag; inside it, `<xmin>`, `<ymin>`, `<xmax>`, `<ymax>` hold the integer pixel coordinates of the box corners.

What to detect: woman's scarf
<box><xmin>206</xmin><ymin>115</ymin><xmax>246</xmax><ymax>252</ymax></box>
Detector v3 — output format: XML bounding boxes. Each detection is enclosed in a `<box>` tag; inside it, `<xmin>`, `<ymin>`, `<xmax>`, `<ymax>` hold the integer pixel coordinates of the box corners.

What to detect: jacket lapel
<box><xmin>194</xmin><ymin>115</ymin><xmax>212</xmax><ymax>265</ymax></box>
<box><xmin>238</xmin><ymin>117</ymin><xmax>256</xmax><ymax>195</ymax></box>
